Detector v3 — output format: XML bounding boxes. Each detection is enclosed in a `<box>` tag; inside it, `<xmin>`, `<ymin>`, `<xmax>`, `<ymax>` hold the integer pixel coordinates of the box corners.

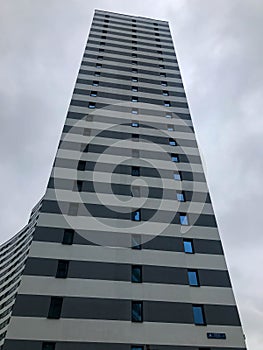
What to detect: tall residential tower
<box><xmin>2</xmin><ymin>9</ymin><xmax>246</xmax><ymax>350</ymax></box>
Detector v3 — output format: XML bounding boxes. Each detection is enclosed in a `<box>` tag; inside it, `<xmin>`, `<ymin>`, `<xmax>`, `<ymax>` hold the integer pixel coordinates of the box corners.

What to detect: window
<box><xmin>160</xmin><ymin>72</ymin><xmax>166</xmax><ymax>77</ymax></box>
<box><xmin>101</xmin><ymin>36</ymin><xmax>106</xmax><ymax>40</ymax></box>
<box><xmin>68</xmin><ymin>203</ymin><xmax>79</xmax><ymax>216</ymax></box>
<box><xmin>183</xmin><ymin>239</ymin><xmax>194</xmax><ymax>253</ymax></box>
<box><xmin>188</xmin><ymin>270</ymin><xmax>199</xmax><ymax>286</ymax></box>
<box><xmin>164</xmin><ymin>101</ymin><xmax>171</xmax><ymax>107</ymax></box>
<box><xmin>158</xmin><ymin>57</ymin><xmax>164</xmax><ymax>61</ymax></box>
<box><xmin>132</xmin><ymin>53</ymin><xmax>137</xmax><ymax>58</ymax></box>
<box><xmin>102</xmin><ymin>30</ymin><xmax>107</xmax><ymax>34</ymax></box>
<box><xmin>105</xmin><ymin>14</ymin><xmax>110</xmax><ymax>18</ymax></box>
<box><xmin>42</xmin><ymin>343</ymin><xmax>56</xmax><ymax>350</ymax></box>
<box><xmin>132</xmin><ymin>68</ymin><xmax>138</xmax><ymax>73</ymax></box>
<box><xmin>132</xmin><ymin>210</ymin><xmax>141</xmax><ymax>222</ymax></box>
<box><xmin>96</xmin><ymin>63</ymin><xmax>102</xmax><ymax>68</ymax></box>
<box><xmin>159</xmin><ymin>64</ymin><xmax>165</xmax><ymax>69</ymax></box>
<box><xmin>169</xmin><ymin>138</ymin><xmax>176</xmax><ymax>146</ymax></box>
<box><xmin>132</xmin><ymin>133</ymin><xmax>139</xmax><ymax>141</ymax></box>
<box><xmin>131</xmin><ymin>347</ymin><xmax>143</xmax><ymax>350</ymax></box>
<box><xmin>163</xmin><ymin>90</ymin><xmax>169</xmax><ymax>96</ymax></box>
<box><xmin>132</xmin><ymin>301</ymin><xmax>143</xmax><ymax>322</ymax></box>
<box><xmin>104</xmin><ymin>19</ymin><xmax>109</xmax><ymax>23</ymax></box>
<box><xmin>88</xmin><ymin>102</ymin><xmax>96</xmax><ymax>109</ymax></box>
<box><xmin>132</xmin><ymin>96</ymin><xmax>138</xmax><ymax>102</ymax></box>
<box><xmin>132</xmin><ymin>86</ymin><xmax>138</xmax><ymax>92</ymax></box>
<box><xmin>161</xmin><ymin>81</ymin><xmax>167</xmax><ymax>86</ymax></box>
<box><xmin>90</xmin><ymin>91</ymin><xmax>97</xmax><ymax>97</ymax></box>
<box><xmin>62</xmin><ymin>229</ymin><xmax>74</xmax><ymax>245</ymax></box>
<box><xmin>132</xmin><ymin>41</ymin><xmax>137</xmax><ymax>45</ymax></box>
<box><xmin>131</xmin><ymin>166</ymin><xmax>140</xmax><ymax>176</ymax></box>
<box><xmin>56</xmin><ymin>260</ymin><xmax>69</xmax><ymax>278</ymax></box>
<box><xmin>132</xmin><ymin>265</ymin><xmax>142</xmax><ymax>283</ymax></box>
<box><xmin>165</xmin><ymin>114</ymin><xmax>172</xmax><ymax>119</ymax></box>
<box><xmin>131</xmin><ymin>122</ymin><xmax>139</xmax><ymax>127</ymax></box>
<box><xmin>92</xmin><ymin>81</ymin><xmax>99</xmax><ymax>86</ymax></box>
<box><xmin>157</xmin><ymin>50</ymin><xmax>163</xmax><ymax>54</ymax></box>
<box><xmin>171</xmin><ymin>154</ymin><xmax>179</xmax><ymax>162</ymax></box>
<box><xmin>132</xmin><ymin>77</ymin><xmax>138</xmax><ymax>82</ymax></box>
<box><xmin>173</xmin><ymin>172</ymin><xmax>181</xmax><ymax>181</ymax></box>
<box><xmin>94</xmin><ymin>71</ymin><xmax>100</xmax><ymax>76</ymax></box>
<box><xmin>156</xmin><ymin>44</ymin><xmax>162</xmax><ymax>48</ymax></box>
<box><xmin>132</xmin><ymin>61</ymin><xmax>137</xmax><ymax>65</ymax></box>
<box><xmin>99</xmin><ymin>48</ymin><xmax>104</xmax><ymax>52</ymax></box>
<box><xmin>167</xmin><ymin>125</ymin><xmax>174</xmax><ymax>131</ymax></box>
<box><xmin>177</xmin><ymin>192</ymin><xmax>185</xmax><ymax>202</ymax></box>
<box><xmin>97</xmin><ymin>55</ymin><xmax>103</xmax><ymax>60</ymax></box>
<box><xmin>131</xmin><ymin>235</ymin><xmax>142</xmax><ymax>249</ymax></box>
<box><xmin>192</xmin><ymin>305</ymin><xmax>206</xmax><ymax>325</ymax></box>
<box><xmin>48</xmin><ymin>297</ymin><xmax>63</xmax><ymax>319</ymax></box>
<box><xmin>77</xmin><ymin>160</ymin><xmax>86</xmax><ymax>171</ymax></box>
<box><xmin>100</xmin><ymin>42</ymin><xmax>105</xmax><ymax>46</ymax></box>
<box><xmin>180</xmin><ymin>214</ymin><xmax>189</xmax><ymax>225</ymax></box>
<box><xmin>155</xmin><ymin>38</ymin><xmax>160</xmax><ymax>42</ymax></box>
<box><xmin>132</xmin><ymin>46</ymin><xmax>137</xmax><ymax>51</ymax></box>
<box><xmin>131</xmin><ymin>109</ymin><xmax>138</xmax><ymax>115</ymax></box>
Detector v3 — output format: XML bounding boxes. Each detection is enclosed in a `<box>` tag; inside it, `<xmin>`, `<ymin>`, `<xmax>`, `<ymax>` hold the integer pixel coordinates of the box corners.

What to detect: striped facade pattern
<box><xmin>0</xmin><ymin>199</ymin><xmax>42</xmax><ymax>348</ymax></box>
<box><xmin>2</xmin><ymin>9</ymin><xmax>246</xmax><ymax>350</ymax></box>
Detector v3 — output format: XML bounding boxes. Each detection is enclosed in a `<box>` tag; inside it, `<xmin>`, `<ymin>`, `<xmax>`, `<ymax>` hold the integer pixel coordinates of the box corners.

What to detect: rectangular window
<box><xmin>132</xmin><ymin>60</ymin><xmax>137</xmax><ymax>65</ymax></box>
<box><xmin>96</xmin><ymin>63</ymin><xmax>102</xmax><ymax>68</ymax></box>
<box><xmin>132</xmin><ymin>133</ymin><xmax>139</xmax><ymax>142</ymax></box>
<box><xmin>100</xmin><ymin>36</ymin><xmax>106</xmax><ymax>40</ymax></box>
<box><xmin>92</xmin><ymin>81</ymin><xmax>99</xmax><ymax>86</ymax></box>
<box><xmin>163</xmin><ymin>90</ymin><xmax>169</xmax><ymax>96</ymax></box>
<box><xmin>193</xmin><ymin>305</ymin><xmax>206</xmax><ymax>325</ymax></box>
<box><xmin>167</xmin><ymin>125</ymin><xmax>174</xmax><ymax>131</ymax></box>
<box><xmin>132</xmin><ymin>47</ymin><xmax>137</xmax><ymax>51</ymax></box>
<box><xmin>131</xmin><ymin>347</ymin><xmax>143</xmax><ymax>350</ymax></box>
<box><xmin>159</xmin><ymin>64</ymin><xmax>165</xmax><ymax>69</ymax></box>
<box><xmin>164</xmin><ymin>101</ymin><xmax>171</xmax><ymax>107</ymax></box>
<box><xmin>42</xmin><ymin>343</ymin><xmax>56</xmax><ymax>350</ymax></box>
<box><xmin>132</xmin><ymin>68</ymin><xmax>138</xmax><ymax>73</ymax></box>
<box><xmin>161</xmin><ymin>81</ymin><xmax>167</xmax><ymax>86</ymax></box>
<box><xmin>97</xmin><ymin>55</ymin><xmax>103</xmax><ymax>60</ymax></box>
<box><xmin>132</xmin><ymin>77</ymin><xmax>138</xmax><ymax>82</ymax></box>
<box><xmin>132</xmin><ymin>265</ymin><xmax>142</xmax><ymax>283</ymax></box>
<box><xmin>171</xmin><ymin>154</ymin><xmax>179</xmax><ymax>162</ymax></box>
<box><xmin>132</xmin><ymin>86</ymin><xmax>138</xmax><ymax>92</ymax></box>
<box><xmin>131</xmin><ymin>234</ymin><xmax>142</xmax><ymax>250</ymax></box>
<box><xmin>183</xmin><ymin>239</ymin><xmax>194</xmax><ymax>253</ymax></box>
<box><xmin>180</xmin><ymin>214</ymin><xmax>188</xmax><ymax>225</ymax></box>
<box><xmin>48</xmin><ymin>297</ymin><xmax>63</xmax><ymax>319</ymax></box>
<box><xmin>131</xmin><ymin>97</ymin><xmax>138</xmax><ymax>102</ymax></box>
<box><xmin>169</xmin><ymin>138</ymin><xmax>176</xmax><ymax>146</ymax></box>
<box><xmin>160</xmin><ymin>72</ymin><xmax>166</xmax><ymax>77</ymax></box>
<box><xmin>132</xmin><ymin>301</ymin><xmax>143</xmax><ymax>322</ymax></box>
<box><xmin>99</xmin><ymin>48</ymin><xmax>104</xmax><ymax>52</ymax></box>
<box><xmin>131</xmin><ymin>166</ymin><xmax>140</xmax><ymax>176</ymax></box>
<box><xmin>165</xmin><ymin>114</ymin><xmax>172</xmax><ymax>119</ymax></box>
<box><xmin>100</xmin><ymin>42</ymin><xmax>105</xmax><ymax>46</ymax></box>
<box><xmin>68</xmin><ymin>203</ymin><xmax>79</xmax><ymax>216</ymax></box>
<box><xmin>131</xmin><ymin>109</ymin><xmax>138</xmax><ymax>115</ymax></box>
<box><xmin>131</xmin><ymin>122</ymin><xmax>139</xmax><ymax>127</ymax></box>
<box><xmin>62</xmin><ymin>229</ymin><xmax>74</xmax><ymax>245</ymax></box>
<box><xmin>94</xmin><ymin>71</ymin><xmax>100</xmax><ymax>76</ymax></box>
<box><xmin>77</xmin><ymin>160</ymin><xmax>86</xmax><ymax>171</ymax></box>
<box><xmin>88</xmin><ymin>102</ymin><xmax>96</xmax><ymax>109</ymax></box>
<box><xmin>177</xmin><ymin>192</ymin><xmax>185</xmax><ymax>202</ymax></box>
<box><xmin>173</xmin><ymin>172</ymin><xmax>181</xmax><ymax>181</ymax></box>
<box><xmin>188</xmin><ymin>270</ymin><xmax>199</xmax><ymax>286</ymax></box>
<box><xmin>132</xmin><ymin>53</ymin><xmax>137</xmax><ymax>58</ymax></box>
<box><xmin>56</xmin><ymin>260</ymin><xmax>69</xmax><ymax>278</ymax></box>
<box><xmin>132</xmin><ymin>209</ymin><xmax>141</xmax><ymax>222</ymax></box>
<box><xmin>90</xmin><ymin>91</ymin><xmax>97</xmax><ymax>97</ymax></box>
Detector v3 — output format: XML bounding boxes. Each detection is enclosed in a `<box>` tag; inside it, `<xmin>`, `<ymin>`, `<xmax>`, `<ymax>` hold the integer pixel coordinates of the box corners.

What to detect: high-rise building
<box><xmin>1</xmin><ymin>9</ymin><xmax>246</xmax><ymax>350</ymax></box>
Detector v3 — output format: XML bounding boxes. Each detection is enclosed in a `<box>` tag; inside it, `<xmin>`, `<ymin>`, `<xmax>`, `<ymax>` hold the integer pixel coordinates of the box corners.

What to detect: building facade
<box><xmin>2</xmin><ymin>9</ymin><xmax>246</xmax><ymax>350</ymax></box>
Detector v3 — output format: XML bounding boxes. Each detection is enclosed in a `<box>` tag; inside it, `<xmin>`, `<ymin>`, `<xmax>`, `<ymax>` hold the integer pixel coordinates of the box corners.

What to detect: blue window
<box><xmin>92</xmin><ymin>81</ymin><xmax>99</xmax><ymax>86</ymax></box>
<box><xmin>131</xmin><ymin>347</ymin><xmax>143</xmax><ymax>350</ymax></box>
<box><xmin>131</xmin><ymin>109</ymin><xmax>138</xmax><ymax>114</ymax></box>
<box><xmin>168</xmin><ymin>125</ymin><xmax>174</xmax><ymax>131</ymax></box>
<box><xmin>161</xmin><ymin>81</ymin><xmax>167</xmax><ymax>86</ymax></box>
<box><xmin>132</xmin><ymin>265</ymin><xmax>142</xmax><ymax>283</ymax></box>
<box><xmin>94</xmin><ymin>71</ymin><xmax>100</xmax><ymax>76</ymax></box>
<box><xmin>132</xmin><ymin>235</ymin><xmax>142</xmax><ymax>250</ymax></box>
<box><xmin>164</xmin><ymin>101</ymin><xmax>171</xmax><ymax>107</ymax></box>
<box><xmin>177</xmin><ymin>193</ymin><xmax>185</xmax><ymax>202</ymax></box>
<box><xmin>132</xmin><ymin>301</ymin><xmax>143</xmax><ymax>322</ymax></box>
<box><xmin>165</xmin><ymin>114</ymin><xmax>172</xmax><ymax>118</ymax></box>
<box><xmin>90</xmin><ymin>91</ymin><xmax>97</xmax><ymax>97</ymax></box>
<box><xmin>188</xmin><ymin>270</ymin><xmax>199</xmax><ymax>286</ymax></box>
<box><xmin>180</xmin><ymin>214</ymin><xmax>188</xmax><ymax>225</ymax></box>
<box><xmin>132</xmin><ymin>97</ymin><xmax>138</xmax><ymax>102</ymax></box>
<box><xmin>173</xmin><ymin>172</ymin><xmax>181</xmax><ymax>181</ymax></box>
<box><xmin>96</xmin><ymin>63</ymin><xmax>102</xmax><ymax>68</ymax></box>
<box><xmin>171</xmin><ymin>154</ymin><xmax>179</xmax><ymax>162</ymax></box>
<box><xmin>88</xmin><ymin>102</ymin><xmax>96</xmax><ymax>109</ymax></box>
<box><xmin>132</xmin><ymin>122</ymin><xmax>139</xmax><ymax>127</ymax></box>
<box><xmin>163</xmin><ymin>91</ymin><xmax>169</xmax><ymax>96</ymax></box>
<box><xmin>132</xmin><ymin>210</ymin><xmax>141</xmax><ymax>222</ymax></box>
<box><xmin>169</xmin><ymin>138</ymin><xmax>176</xmax><ymax>146</ymax></box>
<box><xmin>132</xmin><ymin>86</ymin><xmax>138</xmax><ymax>92</ymax></box>
<box><xmin>183</xmin><ymin>240</ymin><xmax>194</xmax><ymax>253</ymax></box>
<box><xmin>193</xmin><ymin>305</ymin><xmax>205</xmax><ymax>325</ymax></box>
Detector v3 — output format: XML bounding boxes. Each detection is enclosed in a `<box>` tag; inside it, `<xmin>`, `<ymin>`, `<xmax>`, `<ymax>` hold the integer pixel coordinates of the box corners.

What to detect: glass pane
<box><xmin>180</xmin><ymin>215</ymin><xmax>188</xmax><ymax>225</ymax></box>
<box><xmin>177</xmin><ymin>193</ymin><xmax>185</xmax><ymax>202</ymax></box>
<box><xmin>133</xmin><ymin>211</ymin><xmax>141</xmax><ymax>221</ymax></box>
<box><xmin>132</xmin><ymin>302</ymin><xmax>142</xmax><ymax>322</ymax></box>
<box><xmin>193</xmin><ymin>306</ymin><xmax>205</xmax><ymax>325</ymax></box>
<box><xmin>132</xmin><ymin>235</ymin><xmax>142</xmax><ymax>249</ymax></box>
<box><xmin>173</xmin><ymin>173</ymin><xmax>181</xmax><ymax>181</ymax></box>
<box><xmin>132</xmin><ymin>266</ymin><xmax>142</xmax><ymax>283</ymax></box>
<box><xmin>188</xmin><ymin>271</ymin><xmax>198</xmax><ymax>286</ymax></box>
<box><xmin>183</xmin><ymin>240</ymin><xmax>193</xmax><ymax>253</ymax></box>
<box><xmin>172</xmin><ymin>156</ymin><xmax>178</xmax><ymax>162</ymax></box>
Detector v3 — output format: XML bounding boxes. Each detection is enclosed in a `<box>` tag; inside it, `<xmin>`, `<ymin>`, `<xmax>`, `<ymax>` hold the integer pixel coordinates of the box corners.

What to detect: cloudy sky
<box><xmin>1</xmin><ymin>0</ymin><xmax>262</xmax><ymax>348</ymax></box>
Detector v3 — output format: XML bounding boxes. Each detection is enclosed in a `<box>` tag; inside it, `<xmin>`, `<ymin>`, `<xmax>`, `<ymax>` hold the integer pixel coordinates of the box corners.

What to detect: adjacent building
<box><xmin>1</xmin><ymin>9</ymin><xmax>246</xmax><ymax>350</ymax></box>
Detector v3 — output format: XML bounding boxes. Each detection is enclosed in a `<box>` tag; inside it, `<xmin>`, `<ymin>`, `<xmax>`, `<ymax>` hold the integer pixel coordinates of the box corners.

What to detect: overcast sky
<box><xmin>1</xmin><ymin>0</ymin><xmax>262</xmax><ymax>349</ymax></box>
